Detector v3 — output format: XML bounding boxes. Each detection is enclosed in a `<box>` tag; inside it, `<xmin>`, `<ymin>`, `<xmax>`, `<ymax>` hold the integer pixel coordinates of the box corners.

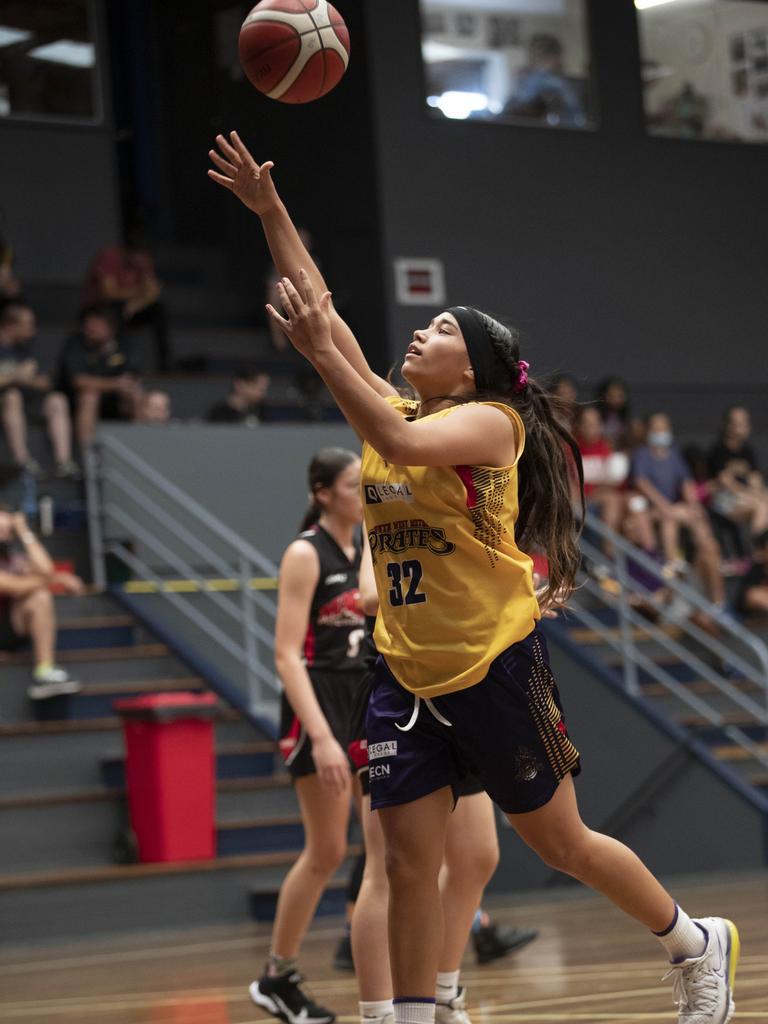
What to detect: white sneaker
<box><xmin>362</xmin><ymin>1015</ymin><xmax>393</xmax><ymax>1024</ymax></box>
<box><xmin>28</xmin><ymin>667</ymin><xmax>82</xmax><ymax>700</ymax></box>
<box><xmin>663</xmin><ymin>917</ymin><xmax>740</xmax><ymax>1024</ymax></box>
<box><xmin>436</xmin><ymin>987</ymin><xmax>471</xmax><ymax>1024</ymax></box>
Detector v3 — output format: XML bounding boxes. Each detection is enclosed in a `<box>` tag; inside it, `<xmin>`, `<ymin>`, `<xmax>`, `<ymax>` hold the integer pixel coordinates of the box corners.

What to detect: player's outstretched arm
<box><xmin>268</xmin><ymin>271</ymin><xmax>519</xmax><ymax>469</ymax></box>
<box><xmin>208</xmin><ymin>131</ymin><xmax>396</xmax><ymax>399</ymax></box>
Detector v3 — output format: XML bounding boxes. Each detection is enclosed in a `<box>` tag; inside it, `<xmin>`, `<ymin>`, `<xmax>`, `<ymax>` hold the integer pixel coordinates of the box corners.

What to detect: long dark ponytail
<box><xmin>473</xmin><ymin>311</ymin><xmax>584</xmax><ymax>607</ymax></box>
<box><xmin>407</xmin><ymin>311</ymin><xmax>583</xmax><ymax>606</ymax></box>
<box><xmin>299</xmin><ymin>447</ymin><xmax>359</xmax><ymax>533</ymax></box>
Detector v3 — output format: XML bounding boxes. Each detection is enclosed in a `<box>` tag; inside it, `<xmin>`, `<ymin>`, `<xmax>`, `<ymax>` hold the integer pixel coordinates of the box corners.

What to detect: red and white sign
<box><xmin>394</xmin><ymin>258</ymin><xmax>446</xmax><ymax>306</ymax></box>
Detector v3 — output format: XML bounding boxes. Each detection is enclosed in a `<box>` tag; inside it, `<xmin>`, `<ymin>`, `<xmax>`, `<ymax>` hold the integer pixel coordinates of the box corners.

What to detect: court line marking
<box><xmin>0</xmin><ymin>926</ymin><xmax>347</xmax><ymax>974</ymax></box>
<box><xmin>2</xmin><ymin>963</ymin><xmax>767</xmax><ymax>1011</ymax></box>
<box><xmin>1</xmin><ymin>975</ymin><xmax>765</xmax><ymax>1017</ymax></box>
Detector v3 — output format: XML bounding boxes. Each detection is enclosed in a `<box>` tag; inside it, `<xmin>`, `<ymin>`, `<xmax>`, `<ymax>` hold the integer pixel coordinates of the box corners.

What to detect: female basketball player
<box><xmin>350</xmin><ymin>545</ymin><xmax>536</xmax><ymax>1024</ymax></box>
<box><xmin>209</xmin><ymin>132</ymin><xmax>739</xmax><ymax>1024</ymax></box>
<box><xmin>250</xmin><ymin>447</ymin><xmax>367</xmax><ymax>1024</ymax></box>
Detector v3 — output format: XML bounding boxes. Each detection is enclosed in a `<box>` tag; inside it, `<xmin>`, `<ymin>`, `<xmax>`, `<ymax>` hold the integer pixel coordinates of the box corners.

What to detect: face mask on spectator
<box><xmin>648</xmin><ymin>430</ymin><xmax>673</xmax><ymax>448</ymax></box>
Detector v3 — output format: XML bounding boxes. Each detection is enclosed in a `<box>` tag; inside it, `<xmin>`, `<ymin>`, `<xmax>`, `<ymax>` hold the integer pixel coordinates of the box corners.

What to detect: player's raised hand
<box><xmin>207</xmin><ymin>131</ymin><xmax>279</xmax><ymax>216</ymax></box>
<box><xmin>266</xmin><ymin>269</ymin><xmax>334</xmax><ymax>362</ymax></box>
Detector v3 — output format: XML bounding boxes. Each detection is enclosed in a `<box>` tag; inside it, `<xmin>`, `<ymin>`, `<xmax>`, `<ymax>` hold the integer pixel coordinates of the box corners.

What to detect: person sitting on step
<box><xmin>0</xmin><ymin>505</ymin><xmax>83</xmax><ymax>700</ymax></box>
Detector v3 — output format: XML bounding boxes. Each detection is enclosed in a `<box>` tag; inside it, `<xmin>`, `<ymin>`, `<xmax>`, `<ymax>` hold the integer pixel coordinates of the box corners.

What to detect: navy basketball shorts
<box><xmin>365</xmin><ymin>626</ymin><xmax>581</xmax><ymax>815</ymax></box>
<box><xmin>349</xmin><ymin>668</ymin><xmax>487</xmax><ymax>800</ymax></box>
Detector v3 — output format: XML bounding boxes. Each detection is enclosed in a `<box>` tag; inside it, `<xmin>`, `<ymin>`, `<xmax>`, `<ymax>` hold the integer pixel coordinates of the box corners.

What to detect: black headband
<box><xmin>447</xmin><ymin>306</ymin><xmax>510</xmax><ymax>394</ymax></box>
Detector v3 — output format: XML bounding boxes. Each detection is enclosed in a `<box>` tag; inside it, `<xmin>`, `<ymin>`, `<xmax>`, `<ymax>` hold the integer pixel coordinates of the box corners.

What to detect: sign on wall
<box><xmin>394</xmin><ymin>258</ymin><xmax>447</xmax><ymax>305</ymax></box>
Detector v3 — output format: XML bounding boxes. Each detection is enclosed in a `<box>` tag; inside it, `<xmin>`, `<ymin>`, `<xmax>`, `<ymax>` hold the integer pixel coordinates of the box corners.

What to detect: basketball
<box><xmin>239</xmin><ymin>0</ymin><xmax>350</xmax><ymax>104</ymax></box>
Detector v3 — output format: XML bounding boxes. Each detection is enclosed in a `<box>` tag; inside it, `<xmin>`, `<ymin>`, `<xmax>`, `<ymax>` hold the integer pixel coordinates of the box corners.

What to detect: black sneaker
<box><xmin>332</xmin><ymin>932</ymin><xmax>354</xmax><ymax>971</ymax></box>
<box><xmin>249</xmin><ymin>971</ymin><xmax>336</xmax><ymax>1024</ymax></box>
<box><xmin>472</xmin><ymin>924</ymin><xmax>539</xmax><ymax>965</ymax></box>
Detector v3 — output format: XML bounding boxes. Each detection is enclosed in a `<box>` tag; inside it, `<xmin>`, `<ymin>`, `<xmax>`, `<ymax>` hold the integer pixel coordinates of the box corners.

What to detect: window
<box><xmin>419</xmin><ymin>0</ymin><xmax>595</xmax><ymax>129</ymax></box>
<box><xmin>0</xmin><ymin>0</ymin><xmax>101</xmax><ymax>123</ymax></box>
<box><xmin>637</xmin><ymin>0</ymin><xmax>768</xmax><ymax>144</ymax></box>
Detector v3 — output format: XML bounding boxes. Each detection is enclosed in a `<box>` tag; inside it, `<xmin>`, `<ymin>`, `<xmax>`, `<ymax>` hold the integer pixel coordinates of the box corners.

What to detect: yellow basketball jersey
<box><xmin>361</xmin><ymin>397</ymin><xmax>540</xmax><ymax>698</ymax></box>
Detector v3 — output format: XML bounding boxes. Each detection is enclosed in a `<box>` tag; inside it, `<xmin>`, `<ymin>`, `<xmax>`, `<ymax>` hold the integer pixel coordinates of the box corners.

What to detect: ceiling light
<box><xmin>0</xmin><ymin>25</ymin><xmax>32</xmax><ymax>47</ymax></box>
<box><xmin>29</xmin><ymin>39</ymin><xmax>95</xmax><ymax>68</ymax></box>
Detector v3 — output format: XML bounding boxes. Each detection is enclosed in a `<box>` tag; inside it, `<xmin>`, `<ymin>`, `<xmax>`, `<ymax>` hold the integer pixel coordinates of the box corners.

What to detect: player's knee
<box><xmin>533</xmin><ymin>829</ymin><xmax>592</xmax><ymax>877</ymax></box>
<box><xmin>306</xmin><ymin>837</ymin><xmax>347</xmax><ymax>877</ymax></box>
<box><xmin>385</xmin><ymin>843</ymin><xmax>428</xmax><ymax>891</ymax></box>
<box><xmin>449</xmin><ymin>840</ymin><xmax>499</xmax><ymax>885</ymax></box>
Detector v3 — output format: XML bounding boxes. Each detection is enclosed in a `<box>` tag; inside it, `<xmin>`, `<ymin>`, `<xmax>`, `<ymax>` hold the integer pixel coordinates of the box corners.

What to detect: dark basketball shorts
<box><xmin>349</xmin><ymin>665</ymin><xmax>485</xmax><ymax>800</ymax></box>
<box><xmin>279</xmin><ymin>669</ymin><xmax>366</xmax><ymax>781</ymax></box>
<box><xmin>365</xmin><ymin>626</ymin><xmax>581</xmax><ymax>815</ymax></box>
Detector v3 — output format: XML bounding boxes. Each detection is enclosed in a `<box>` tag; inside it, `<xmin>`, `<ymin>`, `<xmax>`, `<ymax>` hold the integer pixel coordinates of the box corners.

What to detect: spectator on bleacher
<box><xmin>84</xmin><ymin>229</ymin><xmax>171</xmax><ymax>371</ymax></box>
<box><xmin>631</xmin><ymin>412</ymin><xmax>724</xmax><ymax>606</ymax></box>
<box><xmin>735</xmin><ymin>530</ymin><xmax>768</xmax><ymax>616</ymax></box>
<box><xmin>575</xmin><ymin>405</ymin><xmax>656</xmax><ymax>555</ymax></box>
<box><xmin>0</xmin><ymin>505</ymin><xmax>83</xmax><ymax>700</ymax></box>
<box><xmin>57</xmin><ymin>304</ymin><xmax>142</xmax><ymax>447</ymax></box>
<box><xmin>206</xmin><ymin>367</ymin><xmax>270</xmax><ymax>424</ymax></box>
<box><xmin>0</xmin><ymin>299</ymin><xmax>79</xmax><ymax>478</ymax></box>
<box><xmin>0</xmin><ymin>227</ymin><xmax>21</xmax><ymax>299</ymax></box>
<box><xmin>708</xmin><ymin>406</ymin><xmax>768</xmax><ymax>539</ymax></box>
<box><xmin>594</xmin><ymin>376</ymin><xmax>637</xmax><ymax>451</ymax></box>
<box><xmin>137</xmin><ymin>389</ymin><xmax>172</xmax><ymax>425</ymax></box>
<box><xmin>549</xmin><ymin>372</ymin><xmax>578</xmax><ymax>427</ymax></box>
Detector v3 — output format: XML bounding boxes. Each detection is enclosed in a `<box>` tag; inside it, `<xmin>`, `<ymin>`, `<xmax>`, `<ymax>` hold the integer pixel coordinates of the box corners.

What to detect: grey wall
<box><xmin>0</xmin><ymin>121</ymin><xmax>121</xmax><ymax>287</ymax></box>
<box><xmin>102</xmin><ymin>422</ymin><xmax>358</xmax><ymax>564</ymax></box>
<box><xmin>364</xmin><ymin>1</ymin><xmax>768</xmax><ymax>394</ymax></box>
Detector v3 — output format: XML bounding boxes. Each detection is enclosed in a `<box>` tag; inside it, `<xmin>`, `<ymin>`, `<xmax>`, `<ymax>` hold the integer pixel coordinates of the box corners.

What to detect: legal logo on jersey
<box><xmin>317</xmin><ymin>589</ymin><xmax>364</xmax><ymax>628</ymax></box>
<box><xmin>368</xmin><ymin>519</ymin><xmax>456</xmax><ymax>562</ymax></box>
<box><xmin>325</xmin><ymin>572</ymin><xmax>348</xmax><ymax>585</ymax></box>
<box><xmin>365</xmin><ymin>482</ymin><xmax>414</xmax><ymax>505</ymax></box>
<box><xmin>368</xmin><ymin>740</ymin><xmax>397</xmax><ymax>761</ymax></box>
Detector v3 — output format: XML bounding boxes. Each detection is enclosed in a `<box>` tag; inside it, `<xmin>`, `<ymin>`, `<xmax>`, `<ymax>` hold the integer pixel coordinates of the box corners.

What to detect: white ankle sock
<box><xmin>393</xmin><ymin>1000</ymin><xmax>435</xmax><ymax>1024</ymax></box>
<box><xmin>435</xmin><ymin>971</ymin><xmax>460</xmax><ymax>1003</ymax></box>
<box><xmin>360</xmin><ymin>999</ymin><xmax>394</xmax><ymax>1021</ymax></box>
<box><xmin>653</xmin><ymin>905</ymin><xmax>708</xmax><ymax>962</ymax></box>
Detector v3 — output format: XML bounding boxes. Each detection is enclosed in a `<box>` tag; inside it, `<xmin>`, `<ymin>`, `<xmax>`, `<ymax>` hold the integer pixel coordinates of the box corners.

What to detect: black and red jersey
<box><xmin>299</xmin><ymin>525</ymin><xmax>367</xmax><ymax>673</ymax></box>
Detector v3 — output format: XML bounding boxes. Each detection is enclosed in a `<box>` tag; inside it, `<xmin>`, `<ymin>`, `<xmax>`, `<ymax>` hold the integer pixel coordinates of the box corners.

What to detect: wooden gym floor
<box><xmin>0</xmin><ymin>873</ymin><xmax>766</xmax><ymax>1024</ymax></box>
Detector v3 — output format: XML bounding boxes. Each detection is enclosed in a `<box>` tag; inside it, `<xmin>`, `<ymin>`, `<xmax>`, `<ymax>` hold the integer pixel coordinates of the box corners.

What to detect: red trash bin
<box><xmin>115</xmin><ymin>692</ymin><xmax>217</xmax><ymax>863</ymax></box>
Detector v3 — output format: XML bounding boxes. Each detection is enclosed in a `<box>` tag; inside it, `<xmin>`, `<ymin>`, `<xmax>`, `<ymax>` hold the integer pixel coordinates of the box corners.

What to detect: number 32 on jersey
<box><xmin>386</xmin><ymin>560</ymin><xmax>427</xmax><ymax>607</ymax></box>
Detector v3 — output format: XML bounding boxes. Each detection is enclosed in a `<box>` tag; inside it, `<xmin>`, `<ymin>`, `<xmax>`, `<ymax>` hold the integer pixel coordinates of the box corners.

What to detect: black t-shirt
<box><xmin>299</xmin><ymin>524</ymin><xmax>366</xmax><ymax>673</ymax></box>
<box><xmin>206</xmin><ymin>400</ymin><xmax>262</xmax><ymax>424</ymax></box>
<box><xmin>57</xmin><ymin>333</ymin><xmax>136</xmax><ymax>392</ymax></box>
<box><xmin>708</xmin><ymin>440</ymin><xmax>758</xmax><ymax>484</ymax></box>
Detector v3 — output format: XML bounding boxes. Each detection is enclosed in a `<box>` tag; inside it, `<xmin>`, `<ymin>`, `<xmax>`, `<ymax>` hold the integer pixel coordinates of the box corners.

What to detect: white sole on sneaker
<box><xmin>28</xmin><ymin>681</ymin><xmax>82</xmax><ymax>700</ymax></box>
<box><xmin>248</xmin><ymin>982</ymin><xmax>334</xmax><ymax>1024</ymax></box>
<box><xmin>722</xmin><ymin>918</ymin><xmax>740</xmax><ymax>1024</ymax></box>
<box><xmin>249</xmin><ymin>982</ymin><xmax>288</xmax><ymax>1022</ymax></box>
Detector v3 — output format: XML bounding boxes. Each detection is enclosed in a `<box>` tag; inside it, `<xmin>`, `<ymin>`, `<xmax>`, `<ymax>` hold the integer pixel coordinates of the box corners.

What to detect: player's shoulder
<box><xmin>282</xmin><ymin>534</ymin><xmax>321</xmax><ymax>573</ymax></box>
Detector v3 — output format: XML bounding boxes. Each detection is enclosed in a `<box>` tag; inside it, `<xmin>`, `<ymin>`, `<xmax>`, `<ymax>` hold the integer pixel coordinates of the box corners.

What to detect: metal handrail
<box><xmin>98</xmin><ymin>432</ymin><xmax>278</xmax><ymax>577</ymax></box>
<box><xmin>583</xmin><ymin>511</ymin><xmax>768</xmax><ymax>692</ymax></box>
<box><xmin>569</xmin><ymin>509</ymin><xmax>768</xmax><ymax>771</ymax></box>
<box><xmin>86</xmin><ymin>434</ymin><xmax>281</xmax><ymax>711</ymax></box>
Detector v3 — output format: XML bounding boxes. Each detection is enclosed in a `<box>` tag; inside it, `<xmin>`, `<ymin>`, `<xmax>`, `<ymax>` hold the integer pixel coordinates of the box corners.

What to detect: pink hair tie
<box><xmin>514</xmin><ymin>360</ymin><xmax>530</xmax><ymax>393</ymax></box>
